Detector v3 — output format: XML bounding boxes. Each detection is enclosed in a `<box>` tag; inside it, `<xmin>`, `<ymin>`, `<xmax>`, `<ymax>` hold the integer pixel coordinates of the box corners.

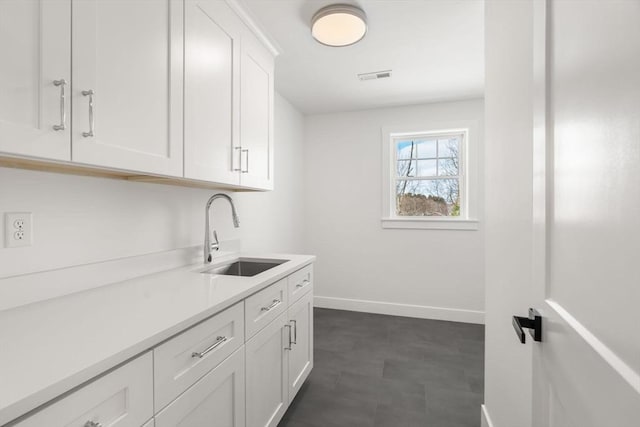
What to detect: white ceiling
<box><xmin>238</xmin><ymin>0</ymin><xmax>485</xmax><ymax>114</ymax></box>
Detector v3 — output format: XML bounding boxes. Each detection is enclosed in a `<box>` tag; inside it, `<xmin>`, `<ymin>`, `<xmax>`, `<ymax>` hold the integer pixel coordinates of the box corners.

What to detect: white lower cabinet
<box><xmin>287</xmin><ymin>291</ymin><xmax>314</xmax><ymax>401</ymax></box>
<box><xmin>153</xmin><ymin>302</ymin><xmax>244</xmax><ymax>411</ymax></box>
<box><xmin>15</xmin><ymin>352</ymin><xmax>153</xmax><ymax>427</ymax></box>
<box><xmin>12</xmin><ymin>264</ymin><xmax>314</xmax><ymax>427</ymax></box>
<box><xmin>245</xmin><ymin>313</ymin><xmax>289</xmax><ymax>427</ymax></box>
<box><xmin>155</xmin><ymin>347</ymin><xmax>245</xmax><ymax>427</ymax></box>
<box><xmin>244</xmin><ymin>275</ymin><xmax>314</xmax><ymax>427</ymax></box>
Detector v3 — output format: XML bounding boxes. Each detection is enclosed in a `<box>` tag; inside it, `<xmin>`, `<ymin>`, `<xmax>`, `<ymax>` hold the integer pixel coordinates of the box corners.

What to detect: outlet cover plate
<box><xmin>5</xmin><ymin>212</ymin><xmax>32</xmax><ymax>248</ymax></box>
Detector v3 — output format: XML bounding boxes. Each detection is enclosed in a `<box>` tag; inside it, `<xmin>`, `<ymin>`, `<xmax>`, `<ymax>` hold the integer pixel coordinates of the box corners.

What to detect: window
<box><xmin>382</xmin><ymin>125</ymin><xmax>478</xmax><ymax>230</ymax></box>
<box><xmin>394</xmin><ymin>132</ymin><xmax>464</xmax><ymax>217</ymax></box>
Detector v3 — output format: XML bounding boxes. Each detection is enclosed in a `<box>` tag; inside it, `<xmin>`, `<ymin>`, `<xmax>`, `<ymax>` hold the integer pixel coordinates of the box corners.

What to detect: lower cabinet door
<box><xmin>15</xmin><ymin>352</ymin><xmax>153</xmax><ymax>427</ymax></box>
<box><xmin>287</xmin><ymin>291</ymin><xmax>314</xmax><ymax>402</ymax></box>
<box><xmin>155</xmin><ymin>347</ymin><xmax>245</xmax><ymax>427</ymax></box>
<box><xmin>245</xmin><ymin>313</ymin><xmax>289</xmax><ymax>427</ymax></box>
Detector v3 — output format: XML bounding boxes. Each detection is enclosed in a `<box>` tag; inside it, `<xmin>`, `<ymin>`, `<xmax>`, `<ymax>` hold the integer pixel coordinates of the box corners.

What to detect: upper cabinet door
<box><xmin>239</xmin><ymin>33</ymin><xmax>274</xmax><ymax>190</ymax></box>
<box><xmin>71</xmin><ymin>0</ymin><xmax>183</xmax><ymax>176</ymax></box>
<box><xmin>0</xmin><ymin>0</ymin><xmax>71</xmax><ymax>161</ymax></box>
<box><xmin>184</xmin><ymin>0</ymin><xmax>241</xmax><ymax>185</ymax></box>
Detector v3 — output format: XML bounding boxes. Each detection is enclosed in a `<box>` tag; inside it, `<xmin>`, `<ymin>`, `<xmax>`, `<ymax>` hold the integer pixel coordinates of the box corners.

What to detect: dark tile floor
<box><xmin>278</xmin><ymin>308</ymin><xmax>485</xmax><ymax>427</ymax></box>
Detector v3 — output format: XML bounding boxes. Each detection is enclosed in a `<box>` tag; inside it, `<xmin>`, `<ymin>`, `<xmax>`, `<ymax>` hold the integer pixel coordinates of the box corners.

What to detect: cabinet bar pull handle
<box><xmin>284</xmin><ymin>324</ymin><xmax>292</xmax><ymax>350</ymax></box>
<box><xmin>296</xmin><ymin>279</ymin><xmax>310</xmax><ymax>289</ymax></box>
<box><xmin>261</xmin><ymin>298</ymin><xmax>280</xmax><ymax>312</ymax></box>
<box><xmin>84</xmin><ymin>421</ymin><xmax>102</xmax><ymax>427</ymax></box>
<box><xmin>233</xmin><ymin>146</ymin><xmax>242</xmax><ymax>171</ymax></box>
<box><xmin>241</xmin><ymin>148</ymin><xmax>249</xmax><ymax>173</ymax></box>
<box><xmin>52</xmin><ymin>79</ymin><xmax>67</xmax><ymax>131</ymax></box>
<box><xmin>290</xmin><ymin>320</ymin><xmax>297</xmax><ymax>344</ymax></box>
<box><xmin>191</xmin><ymin>336</ymin><xmax>228</xmax><ymax>358</ymax></box>
<box><xmin>82</xmin><ymin>89</ymin><xmax>95</xmax><ymax>137</ymax></box>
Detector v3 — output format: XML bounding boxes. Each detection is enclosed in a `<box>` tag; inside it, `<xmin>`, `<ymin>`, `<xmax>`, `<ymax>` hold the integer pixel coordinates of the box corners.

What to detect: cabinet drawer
<box><xmin>288</xmin><ymin>264</ymin><xmax>313</xmax><ymax>304</ymax></box>
<box><xmin>16</xmin><ymin>352</ymin><xmax>153</xmax><ymax>427</ymax></box>
<box><xmin>245</xmin><ymin>279</ymin><xmax>287</xmax><ymax>339</ymax></box>
<box><xmin>155</xmin><ymin>347</ymin><xmax>245</xmax><ymax>427</ymax></box>
<box><xmin>154</xmin><ymin>302</ymin><xmax>244</xmax><ymax>410</ymax></box>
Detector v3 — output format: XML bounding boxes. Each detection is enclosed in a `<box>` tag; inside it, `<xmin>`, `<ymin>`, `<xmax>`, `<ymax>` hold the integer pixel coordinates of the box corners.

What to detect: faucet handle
<box><xmin>210</xmin><ymin>230</ymin><xmax>220</xmax><ymax>252</ymax></box>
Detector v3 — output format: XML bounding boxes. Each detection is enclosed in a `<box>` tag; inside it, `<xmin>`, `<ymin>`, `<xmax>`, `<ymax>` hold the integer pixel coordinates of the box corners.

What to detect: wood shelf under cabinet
<box><xmin>0</xmin><ymin>155</ymin><xmax>267</xmax><ymax>192</ymax></box>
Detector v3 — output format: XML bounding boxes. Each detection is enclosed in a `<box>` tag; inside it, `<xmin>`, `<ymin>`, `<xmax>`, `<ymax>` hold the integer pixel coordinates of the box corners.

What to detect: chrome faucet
<box><xmin>204</xmin><ymin>193</ymin><xmax>240</xmax><ymax>263</ymax></box>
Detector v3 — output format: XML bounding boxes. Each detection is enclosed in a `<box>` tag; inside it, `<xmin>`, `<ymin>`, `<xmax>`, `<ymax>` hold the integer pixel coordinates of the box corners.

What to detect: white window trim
<box><xmin>381</xmin><ymin>121</ymin><xmax>480</xmax><ymax>231</ymax></box>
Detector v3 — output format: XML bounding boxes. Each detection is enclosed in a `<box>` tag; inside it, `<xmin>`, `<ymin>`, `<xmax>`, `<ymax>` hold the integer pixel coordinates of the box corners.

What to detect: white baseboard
<box><xmin>481</xmin><ymin>404</ymin><xmax>495</xmax><ymax>427</ymax></box>
<box><xmin>314</xmin><ymin>295</ymin><xmax>484</xmax><ymax>324</ymax></box>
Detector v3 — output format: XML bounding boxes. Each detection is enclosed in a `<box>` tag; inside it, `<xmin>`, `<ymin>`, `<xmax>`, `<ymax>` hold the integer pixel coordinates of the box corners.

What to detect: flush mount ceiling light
<box><xmin>311</xmin><ymin>4</ymin><xmax>367</xmax><ymax>47</ymax></box>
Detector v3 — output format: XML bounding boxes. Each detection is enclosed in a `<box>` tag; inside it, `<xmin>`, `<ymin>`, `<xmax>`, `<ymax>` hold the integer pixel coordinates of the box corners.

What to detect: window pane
<box><xmin>438</xmin><ymin>137</ymin><xmax>459</xmax><ymax>158</ymax></box>
<box><xmin>438</xmin><ymin>158</ymin><xmax>458</xmax><ymax>176</ymax></box>
<box><xmin>417</xmin><ymin>159</ymin><xmax>437</xmax><ymax>176</ymax></box>
<box><xmin>416</xmin><ymin>139</ymin><xmax>437</xmax><ymax>158</ymax></box>
<box><xmin>395</xmin><ymin>179</ymin><xmax>460</xmax><ymax>216</ymax></box>
<box><xmin>397</xmin><ymin>159</ymin><xmax>415</xmax><ymax>177</ymax></box>
<box><xmin>396</xmin><ymin>141</ymin><xmax>416</xmax><ymax>160</ymax></box>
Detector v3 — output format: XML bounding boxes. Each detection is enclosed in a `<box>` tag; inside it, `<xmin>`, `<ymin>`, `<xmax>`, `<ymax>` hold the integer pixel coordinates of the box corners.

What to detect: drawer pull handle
<box><xmin>191</xmin><ymin>336</ymin><xmax>227</xmax><ymax>358</ymax></box>
<box><xmin>84</xmin><ymin>422</ymin><xmax>102</xmax><ymax>427</ymax></box>
<box><xmin>261</xmin><ymin>299</ymin><xmax>281</xmax><ymax>312</ymax></box>
<box><xmin>296</xmin><ymin>279</ymin><xmax>310</xmax><ymax>289</ymax></box>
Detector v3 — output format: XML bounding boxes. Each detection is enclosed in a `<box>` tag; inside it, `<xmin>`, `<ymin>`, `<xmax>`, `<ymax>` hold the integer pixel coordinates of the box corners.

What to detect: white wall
<box><xmin>483</xmin><ymin>1</ymin><xmax>534</xmax><ymax>426</ymax></box>
<box><xmin>304</xmin><ymin>99</ymin><xmax>485</xmax><ymax>323</ymax></box>
<box><xmin>235</xmin><ymin>93</ymin><xmax>305</xmax><ymax>254</ymax></box>
<box><xmin>0</xmin><ymin>93</ymin><xmax>305</xmax><ymax>279</ymax></box>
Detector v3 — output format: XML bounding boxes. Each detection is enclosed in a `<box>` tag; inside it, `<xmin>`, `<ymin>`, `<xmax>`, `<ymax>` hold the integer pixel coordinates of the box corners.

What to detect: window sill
<box><xmin>381</xmin><ymin>217</ymin><xmax>479</xmax><ymax>230</ymax></box>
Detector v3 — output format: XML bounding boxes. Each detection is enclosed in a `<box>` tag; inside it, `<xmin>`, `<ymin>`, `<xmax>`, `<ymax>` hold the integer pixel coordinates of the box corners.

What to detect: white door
<box><xmin>529</xmin><ymin>1</ymin><xmax>640</xmax><ymax>426</ymax></box>
<box><xmin>245</xmin><ymin>312</ymin><xmax>289</xmax><ymax>427</ymax></box>
<box><xmin>0</xmin><ymin>0</ymin><xmax>71</xmax><ymax>160</ymax></box>
<box><xmin>71</xmin><ymin>0</ymin><xmax>183</xmax><ymax>176</ymax></box>
<box><xmin>155</xmin><ymin>347</ymin><xmax>245</xmax><ymax>427</ymax></box>
<box><xmin>287</xmin><ymin>291</ymin><xmax>313</xmax><ymax>402</ymax></box>
<box><xmin>184</xmin><ymin>0</ymin><xmax>241</xmax><ymax>185</ymax></box>
<box><xmin>239</xmin><ymin>34</ymin><xmax>274</xmax><ymax>190</ymax></box>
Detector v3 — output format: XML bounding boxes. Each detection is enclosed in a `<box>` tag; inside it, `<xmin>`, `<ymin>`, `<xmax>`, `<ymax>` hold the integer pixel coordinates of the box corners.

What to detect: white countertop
<box><xmin>0</xmin><ymin>253</ymin><xmax>315</xmax><ymax>426</ymax></box>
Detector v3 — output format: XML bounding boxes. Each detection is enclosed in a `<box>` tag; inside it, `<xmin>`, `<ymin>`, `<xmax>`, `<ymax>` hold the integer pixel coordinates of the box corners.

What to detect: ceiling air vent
<box><xmin>358</xmin><ymin>70</ymin><xmax>392</xmax><ymax>81</ymax></box>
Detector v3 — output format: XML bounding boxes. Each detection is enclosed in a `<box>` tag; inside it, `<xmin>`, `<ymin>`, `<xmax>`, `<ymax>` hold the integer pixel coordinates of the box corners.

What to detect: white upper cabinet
<box><xmin>71</xmin><ymin>0</ymin><xmax>183</xmax><ymax>176</ymax></box>
<box><xmin>0</xmin><ymin>0</ymin><xmax>276</xmax><ymax>190</ymax></box>
<box><xmin>239</xmin><ymin>32</ymin><xmax>274</xmax><ymax>190</ymax></box>
<box><xmin>184</xmin><ymin>0</ymin><xmax>242</xmax><ymax>185</ymax></box>
<box><xmin>0</xmin><ymin>0</ymin><xmax>71</xmax><ymax>161</ymax></box>
<box><xmin>183</xmin><ymin>0</ymin><xmax>275</xmax><ymax>190</ymax></box>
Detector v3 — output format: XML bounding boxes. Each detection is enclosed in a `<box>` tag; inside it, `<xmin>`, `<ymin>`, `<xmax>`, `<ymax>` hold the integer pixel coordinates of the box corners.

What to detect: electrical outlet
<box><xmin>5</xmin><ymin>212</ymin><xmax>32</xmax><ymax>248</ymax></box>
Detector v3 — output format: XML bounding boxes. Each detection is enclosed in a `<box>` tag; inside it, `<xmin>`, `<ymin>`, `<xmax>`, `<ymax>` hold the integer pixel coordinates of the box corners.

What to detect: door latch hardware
<box><xmin>512</xmin><ymin>308</ymin><xmax>542</xmax><ymax>343</ymax></box>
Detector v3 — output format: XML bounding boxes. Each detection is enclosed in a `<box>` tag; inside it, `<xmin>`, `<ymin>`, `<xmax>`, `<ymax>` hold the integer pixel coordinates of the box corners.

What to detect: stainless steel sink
<box><xmin>201</xmin><ymin>258</ymin><xmax>288</xmax><ymax>277</ymax></box>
